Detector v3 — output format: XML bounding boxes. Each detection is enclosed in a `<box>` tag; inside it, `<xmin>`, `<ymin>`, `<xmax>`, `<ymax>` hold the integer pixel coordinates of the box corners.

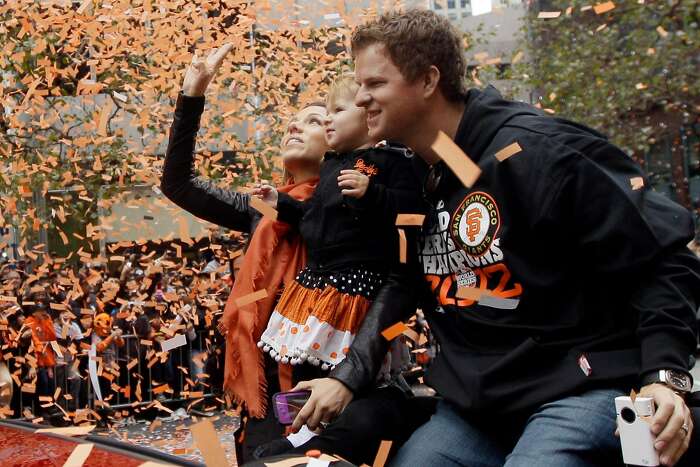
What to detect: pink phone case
<box><xmin>272</xmin><ymin>390</ymin><xmax>311</xmax><ymax>425</ymax></box>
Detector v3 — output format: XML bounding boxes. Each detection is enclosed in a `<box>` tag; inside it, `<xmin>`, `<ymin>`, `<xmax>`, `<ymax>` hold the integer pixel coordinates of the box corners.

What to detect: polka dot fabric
<box><xmin>258</xmin><ymin>266</ymin><xmax>386</xmax><ymax>368</ymax></box>
<box><xmin>295</xmin><ymin>267</ymin><xmax>384</xmax><ymax>300</ymax></box>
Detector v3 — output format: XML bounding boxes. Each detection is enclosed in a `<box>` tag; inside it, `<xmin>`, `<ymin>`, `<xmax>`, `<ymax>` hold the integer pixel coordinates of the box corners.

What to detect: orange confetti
<box><xmin>373</xmin><ymin>440</ymin><xmax>392</xmax><ymax>467</ymax></box>
<box><xmin>630</xmin><ymin>177</ymin><xmax>644</xmax><ymax>190</ymax></box>
<box><xmin>381</xmin><ymin>322</ymin><xmax>408</xmax><ymax>341</ymax></box>
<box><xmin>190</xmin><ymin>420</ymin><xmax>232</xmax><ymax>467</ymax></box>
<box><xmin>593</xmin><ymin>1</ymin><xmax>616</xmax><ymax>14</ymax></box>
<box><xmin>430</xmin><ymin>131</ymin><xmax>481</xmax><ymax>188</ymax></box>
<box><xmin>249</xmin><ymin>196</ymin><xmax>278</xmax><ymax>220</ymax></box>
<box><xmin>494</xmin><ymin>142</ymin><xmax>523</xmax><ymax>162</ymax></box>
<box><xmin>235</xmin><ymin>289</ymin><xmax>268</xmax><ymax>307</ymax></box>
<box><xmin>395</xmin><ymin>214</ymin><xmax>425</xmax><ymax>226</ymax></box>
<box><xmin>397</xmin><ymin>228</ymin><xmax>407</xmax><ymax>264</ymax></box>
<box><xmin>63</xmin><ymin>443</ymin><xmax>93</xmax><ymax>467</ymax></box>
<box><xmin>538</xmin><ymin>11</ymin><xmax>561</xmax><ymax>19</ymax></box>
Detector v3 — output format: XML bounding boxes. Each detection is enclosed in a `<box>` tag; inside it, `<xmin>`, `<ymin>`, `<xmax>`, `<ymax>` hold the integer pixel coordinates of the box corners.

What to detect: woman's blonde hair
<box><xmin>326</xmin><ymin>73</ymin><xmax>359</xmax><ymax>109</ymax></box>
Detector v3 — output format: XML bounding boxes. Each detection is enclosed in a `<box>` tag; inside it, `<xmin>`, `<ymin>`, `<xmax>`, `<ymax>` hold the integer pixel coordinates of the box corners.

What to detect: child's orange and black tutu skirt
<box><xmin>258</xmin><ymin>266</ymin><xmax>385</xmax><ymax>370</ymax></box>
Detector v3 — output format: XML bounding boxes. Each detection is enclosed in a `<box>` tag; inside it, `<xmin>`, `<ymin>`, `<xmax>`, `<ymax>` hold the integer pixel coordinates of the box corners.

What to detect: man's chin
<box><xmin>367</xmin><ymin>125</ymin><xmax>386</xmax><ymax>141</ymax></box>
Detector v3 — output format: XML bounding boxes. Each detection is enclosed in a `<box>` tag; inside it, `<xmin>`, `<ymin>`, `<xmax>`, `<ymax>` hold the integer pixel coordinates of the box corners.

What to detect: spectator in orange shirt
<box><xmin>22</xmin><ymin>286</ymin><xmax>56</xmax><ymax>399</ymax></box>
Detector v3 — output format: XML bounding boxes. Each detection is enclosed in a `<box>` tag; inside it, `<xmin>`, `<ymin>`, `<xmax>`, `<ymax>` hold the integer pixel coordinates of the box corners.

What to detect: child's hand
<box><xmin>251</xmin><ymin>182</ymin><xmax>278</xmax><ymax>208</ymax></box>
<box><xmin>337</xmin><ymin>170</ymin><xmax>369</xmax><ymax>198</ymax></box>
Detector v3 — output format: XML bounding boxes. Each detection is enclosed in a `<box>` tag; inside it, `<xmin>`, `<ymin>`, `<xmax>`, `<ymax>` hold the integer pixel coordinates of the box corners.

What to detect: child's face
<box><xmin>325</xmin><ymin>90</ymin><xmax>371</xmax><ymax>153</ymax></box>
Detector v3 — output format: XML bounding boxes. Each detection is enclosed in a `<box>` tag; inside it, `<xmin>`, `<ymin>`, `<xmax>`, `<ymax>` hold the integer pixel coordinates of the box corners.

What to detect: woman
<box><xmin>160</xmin><ymin>44</ymin><xmax>329</xmax><ymax>459</ymax></box>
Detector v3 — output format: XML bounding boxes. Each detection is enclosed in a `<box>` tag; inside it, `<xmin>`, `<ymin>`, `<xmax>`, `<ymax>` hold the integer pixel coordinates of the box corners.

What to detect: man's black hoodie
<box><xmin>330</xmin><ymin>86</ymin><xmax>700</xmax><ymax>416</ymax></box>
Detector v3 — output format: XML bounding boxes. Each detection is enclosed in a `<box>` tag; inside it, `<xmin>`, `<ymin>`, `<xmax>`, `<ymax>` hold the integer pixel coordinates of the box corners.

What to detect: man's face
<box><xmin>354</xmin><ymin>43</ymin><xmax>426</xmax><ymax>145</ymax></box>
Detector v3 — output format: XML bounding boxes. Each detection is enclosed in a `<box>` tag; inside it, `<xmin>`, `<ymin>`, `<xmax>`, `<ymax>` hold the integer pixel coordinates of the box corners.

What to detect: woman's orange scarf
<box><xmin>221</xmin><ymin>178</ymin><xmax>317</xmax><ymax>418</ymax></box>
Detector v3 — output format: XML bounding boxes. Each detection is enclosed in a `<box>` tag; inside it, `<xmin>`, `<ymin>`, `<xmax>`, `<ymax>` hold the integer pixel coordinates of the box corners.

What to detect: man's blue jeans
<box><xmin>391</xmin><ymin>388</ymin><xmax>625</xmax><ymax>467</ymax></box>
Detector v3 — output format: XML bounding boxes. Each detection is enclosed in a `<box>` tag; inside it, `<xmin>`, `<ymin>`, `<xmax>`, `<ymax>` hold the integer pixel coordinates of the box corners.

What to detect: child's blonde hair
<box><xmin>326</xmin><ymin>73</ymin><xmax>359</xmax><ymax>109</ymax></box>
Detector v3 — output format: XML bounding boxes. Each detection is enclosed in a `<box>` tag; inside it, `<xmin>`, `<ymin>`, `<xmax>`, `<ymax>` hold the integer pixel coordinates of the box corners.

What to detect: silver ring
<box><xmin>319</xmin><ymin>421</ymin><xmax>329</xmax><ymax>429</ymax></box>
<box><xmin>681</xmin><ymin>423</ymin><xmax>690</xmax><ymax>436</ymax></box>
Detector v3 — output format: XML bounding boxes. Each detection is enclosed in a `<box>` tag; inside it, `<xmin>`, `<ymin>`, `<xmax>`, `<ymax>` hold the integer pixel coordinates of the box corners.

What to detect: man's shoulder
<box><xmin>484</xmin><ymin>114</ymin><xmax>622</xmax><ymax>175</ymax></box>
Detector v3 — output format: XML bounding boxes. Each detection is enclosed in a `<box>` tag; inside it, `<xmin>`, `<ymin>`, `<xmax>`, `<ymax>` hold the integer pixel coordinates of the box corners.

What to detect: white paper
<box><xmin>161</xmin><ymin>333</ymin><xmax>187</xmax><ymax>352</ymax></box>
<box><xmin>88</xmin><ymin>344</ymin><xmax>102</xmax><ymax>401</ymax></box>
<box><xmin>306</xmin><ymin>459</ymin><xmax>330</xmax><ymax>467</ymax></box>
<box><xmin>471</xmin><ymin>0</ymin><xmax>492</xmax><ymax>16</ymax></box>
<box><xmin>286</xmin><ymin>424</ymin><xmax>318</xmax><ymax>448</ymax></box>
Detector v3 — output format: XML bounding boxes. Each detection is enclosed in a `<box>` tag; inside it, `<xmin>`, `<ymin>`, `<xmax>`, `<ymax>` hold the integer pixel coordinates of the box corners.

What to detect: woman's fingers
<box><xmin>183</xmin><ymin>44</ymin><xmax>233</xmax><ymax>96</ymax></box>
<box><xmin>291</xmin><ymin>396</ymin><xmax>315</xmax><ymax>432</ymax></box>
<box><xmin>290</xmin><ymin>380</ymin><xmax>312</xmax><ymax>393</ymax></box>
<box><xmin>306</xmin><ymin>403</ymin><xmax>325</xmax><ymax>431</ymax></box>
<box><xmin>208</xmin><ymin>43</ymin><xmax>234</xmax><ymax>70</ymax></box>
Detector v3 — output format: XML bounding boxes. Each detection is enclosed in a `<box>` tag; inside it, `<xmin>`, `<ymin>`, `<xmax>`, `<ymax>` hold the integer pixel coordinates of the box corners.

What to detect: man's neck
<box><xmin>414</xmin><ymin>99</ymin><xmax>466</xmax><ymax>165</ymax></box>
<box><xmin>355</xmin><ymin>140</ymin><xmax>374</xmax><ymax>151</ymax></box>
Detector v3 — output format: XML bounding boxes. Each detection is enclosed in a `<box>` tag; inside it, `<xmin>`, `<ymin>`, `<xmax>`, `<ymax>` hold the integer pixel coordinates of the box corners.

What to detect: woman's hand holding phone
<box><xmin>289</xmin><ymin>378</ymin><xmax>353</xmax><ymax>432</ymax></box>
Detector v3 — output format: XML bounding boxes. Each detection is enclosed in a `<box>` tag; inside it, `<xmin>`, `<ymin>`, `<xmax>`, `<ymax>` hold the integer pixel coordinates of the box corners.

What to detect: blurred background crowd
<box><xmin>0</xmin><ymin>233</ymin><xmax>246</xmax><ymax>426</ymax></box>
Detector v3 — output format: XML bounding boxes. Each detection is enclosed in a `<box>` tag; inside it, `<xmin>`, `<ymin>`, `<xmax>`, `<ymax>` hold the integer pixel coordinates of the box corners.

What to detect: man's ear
<box><xmin>423</xmin><ymin>65</ymin><xmax>440</xmax><ymax>99</ymax></box>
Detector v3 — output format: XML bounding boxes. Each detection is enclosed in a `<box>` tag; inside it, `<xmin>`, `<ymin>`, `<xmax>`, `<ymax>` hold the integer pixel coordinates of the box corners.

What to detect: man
<box><xmin>296</xmin><ymin>9</ymin><xmax>700</xmax><ymax>467</ymax></box>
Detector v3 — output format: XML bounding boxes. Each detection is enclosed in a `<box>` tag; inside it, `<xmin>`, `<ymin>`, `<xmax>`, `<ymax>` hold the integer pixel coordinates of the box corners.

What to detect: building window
<box><xmin>448</xmin><ymin>0</ymin><xmax>456</xmax><ymax>8</ymax></box>
<box><xmin>461</xmin><ymin>0</ymin><xmax>469</xmax><ymax>7</ymax></box>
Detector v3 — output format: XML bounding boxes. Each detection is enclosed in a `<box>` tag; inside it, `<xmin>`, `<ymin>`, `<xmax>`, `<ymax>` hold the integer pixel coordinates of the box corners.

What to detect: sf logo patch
<box><xmin>451</xmin><ymin>191</ymin><xmax>501</xmax><ymax>257</ymax></box>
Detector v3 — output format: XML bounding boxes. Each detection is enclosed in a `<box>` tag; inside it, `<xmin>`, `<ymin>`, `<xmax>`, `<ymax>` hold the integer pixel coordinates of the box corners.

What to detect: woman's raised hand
<box><xmin>182</xmin><ymin>43</ymin><xmax>234</xmax><ymax>97</ymax></box>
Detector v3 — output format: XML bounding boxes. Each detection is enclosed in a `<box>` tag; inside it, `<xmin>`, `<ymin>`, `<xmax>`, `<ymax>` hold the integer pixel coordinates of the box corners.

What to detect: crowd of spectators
<box><xmin>0</xmin><ymin>237</ymin><xmax>244</xmax><ymax>426</ymax></box>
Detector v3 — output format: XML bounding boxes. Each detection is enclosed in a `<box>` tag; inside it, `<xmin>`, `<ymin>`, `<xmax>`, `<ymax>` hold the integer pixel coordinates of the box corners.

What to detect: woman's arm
<box><xmin>161</xmin><ymin>93</ymin><xmax>255</xmax><ymax>232</ymax></box>
<box><xmin>160</xmin><ymin>43</ymin><xmax>257</xmax><ymax>232</ymax></box>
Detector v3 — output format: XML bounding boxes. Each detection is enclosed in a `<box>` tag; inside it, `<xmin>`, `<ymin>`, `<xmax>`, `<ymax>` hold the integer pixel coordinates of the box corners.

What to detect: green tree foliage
<box><xmin>521</xmin><ymin>0</ymin><xmax>699</xmax><ymax>156</ymax></box>
<box><xmin>0</xmin><ymin>0</ymin><xmax>360</xmax><ymax>260</ymax></box>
